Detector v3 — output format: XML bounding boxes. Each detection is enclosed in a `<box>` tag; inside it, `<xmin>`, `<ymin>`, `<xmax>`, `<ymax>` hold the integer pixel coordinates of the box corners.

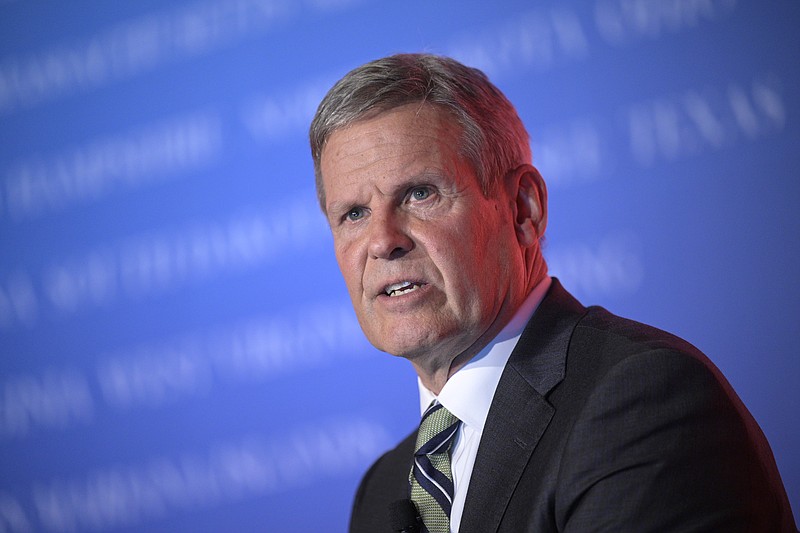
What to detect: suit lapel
<box><xmin>459</xmin><ymin>279</ymin><xmax>586</xmax><ymax>533</ymax></box>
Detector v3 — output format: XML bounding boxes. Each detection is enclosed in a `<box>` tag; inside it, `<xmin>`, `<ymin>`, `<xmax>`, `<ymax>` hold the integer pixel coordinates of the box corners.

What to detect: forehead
<box><xmin>319</xmin><ymin>103</ymin><xmax>464</xmax><ymax>185</ymax></box>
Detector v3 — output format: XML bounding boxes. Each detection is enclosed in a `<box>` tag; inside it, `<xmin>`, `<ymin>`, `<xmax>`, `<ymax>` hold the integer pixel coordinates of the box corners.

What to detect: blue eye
<box><xmin>411</xmin><ymin>187</ymin><xmax>431</xmax><ymax>200</ymax></box>
<box><xmin>346</xmin><ymin>207</ymin><xmax>365</xmax><ymax>221</ymax></box>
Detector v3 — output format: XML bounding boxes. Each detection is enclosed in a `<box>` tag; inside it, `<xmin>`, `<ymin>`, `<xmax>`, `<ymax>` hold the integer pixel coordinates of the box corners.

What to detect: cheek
<box><xmin>433</xmin><ymin>232</ymin><xmax>489</xmax><ymax>291</ymax></box>
<box><xmin>335</xmin><ymin>241</ymin><xmax>366</xmax><ymax>294</ymax></box>
<box><xmin>451</xmin><ymin>222</ymin><xmax>514</xmax><ymax>296</ymax></box>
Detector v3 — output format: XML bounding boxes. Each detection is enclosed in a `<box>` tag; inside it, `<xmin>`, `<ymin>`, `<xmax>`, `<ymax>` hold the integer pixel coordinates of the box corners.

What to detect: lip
<box><xmin>372</xmin><ymin>277</ymin><xmax>426</xmax><ymax>298</ymax></box>
<box><xmin>374</xmin><ymin>281</ymin><xmax>431</xmax><ymax>308</ymax></box>
<box><xmin>370</xmin><ymin>275</ymin><xmax>427</xmax><ymax>299</ymax></box>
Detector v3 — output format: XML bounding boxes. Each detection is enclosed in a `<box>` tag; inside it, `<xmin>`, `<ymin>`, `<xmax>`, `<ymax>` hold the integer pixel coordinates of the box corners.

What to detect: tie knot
<box><xmin>415</xmin><ymin>402</ymin><xmax>460</xmax><ymax>457</ymax></box>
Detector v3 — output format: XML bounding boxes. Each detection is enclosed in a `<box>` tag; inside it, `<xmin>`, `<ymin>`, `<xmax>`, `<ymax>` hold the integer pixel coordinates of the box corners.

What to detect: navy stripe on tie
<box><xmin>415</xmin><ymin>454</ymin><xmax>455</xmax><ymax>498</ymax></box>
<box><xmin>412</xmin><ymin>458</ymin><xmax>453</xmax><ymax>515</ymax></box>
<box><xmin>409</xmin><ymin>400</ymin><xmax>461</xmax><ymax>533</ymax></box>
<box><xmin>416</xmin><ymin>422</ymin><xmax>459</xmax><ymax>456</ymax></box>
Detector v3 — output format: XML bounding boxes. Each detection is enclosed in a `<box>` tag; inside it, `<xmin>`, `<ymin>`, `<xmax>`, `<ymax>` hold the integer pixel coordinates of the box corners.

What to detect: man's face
<box><xmin>320</xmin><ymin>104</ymin><xmax>525</xmax><ymax>366</ymax></box>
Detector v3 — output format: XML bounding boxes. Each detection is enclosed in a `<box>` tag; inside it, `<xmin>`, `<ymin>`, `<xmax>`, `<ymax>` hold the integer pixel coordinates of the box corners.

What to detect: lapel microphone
<box><xmin>388</xmin><ymin>499</ymin><xmax>421</xmax><ymax>532</ymax></box>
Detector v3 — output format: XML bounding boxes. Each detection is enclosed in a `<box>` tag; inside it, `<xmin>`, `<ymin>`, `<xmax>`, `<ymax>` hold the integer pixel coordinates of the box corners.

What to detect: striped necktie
<box><xmin>409</xmin><ymin>401</ymin><xmax>461</xmax><ymax>533</ymax></box>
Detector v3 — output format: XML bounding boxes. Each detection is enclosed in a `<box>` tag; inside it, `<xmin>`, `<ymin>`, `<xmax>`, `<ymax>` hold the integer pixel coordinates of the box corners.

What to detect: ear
<box><xmin>509</xmin><ymin>164</ymin><xmax>547</xmax><ymax>247</ymax></box>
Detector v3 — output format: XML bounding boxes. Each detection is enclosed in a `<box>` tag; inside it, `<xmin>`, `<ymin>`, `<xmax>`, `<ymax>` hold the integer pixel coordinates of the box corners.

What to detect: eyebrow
<box><xmin>326</xmin><ymin>169</ymin><xmax>447</xmax><ymax>215</ymax></box>
<box><xmin>325</xmin><ymin>199</ymin><xmax>355</xmax><ymax>220</ymax></box>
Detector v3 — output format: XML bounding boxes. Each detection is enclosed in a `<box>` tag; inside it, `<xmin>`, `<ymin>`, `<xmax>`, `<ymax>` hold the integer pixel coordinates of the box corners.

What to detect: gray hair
<box><xmin>309</xmin><ymin>53</ymin><xmax>532</xmax><ymax>211</ymax></box>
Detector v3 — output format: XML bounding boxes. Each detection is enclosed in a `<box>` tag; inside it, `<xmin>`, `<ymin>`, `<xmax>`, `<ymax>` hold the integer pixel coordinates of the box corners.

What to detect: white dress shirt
<box><xmin>417</xmin><ymin>276</ymin><xmax>551</xmax><ymax>532</ymax></box>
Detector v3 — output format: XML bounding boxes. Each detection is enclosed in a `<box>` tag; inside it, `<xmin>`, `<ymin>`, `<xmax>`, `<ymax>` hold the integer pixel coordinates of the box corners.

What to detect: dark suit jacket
<box><xmin>350</xmin><ymin>279</ymin><xmax>796</xmax><ymax>532</ymax></box>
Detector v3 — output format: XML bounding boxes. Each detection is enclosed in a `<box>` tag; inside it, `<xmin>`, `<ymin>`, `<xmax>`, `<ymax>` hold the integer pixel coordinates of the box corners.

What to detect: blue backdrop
<box><xmin>1</xmin><ymin>1</ymin><xmax>798</xmax><ymax>531</ymax></box>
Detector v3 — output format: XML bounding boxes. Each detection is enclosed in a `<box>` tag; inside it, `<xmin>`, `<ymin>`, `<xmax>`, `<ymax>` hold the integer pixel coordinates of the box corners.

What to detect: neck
<box><xmin>413</xmin><ymin>346</ymin><xmax>479</xmax><ymax>395</ymax></box>
<box><xmin>413</xmin><ymin>267</ymin><xmax>549</xmax><ymax>395</ymax></box>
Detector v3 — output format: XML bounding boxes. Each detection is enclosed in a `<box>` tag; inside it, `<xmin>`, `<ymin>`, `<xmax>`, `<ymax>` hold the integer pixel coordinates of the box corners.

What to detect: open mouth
<box><xmin>383</xmin><ymin>281</ymin><xmax>423</xmax><ymax>297</ymax></box>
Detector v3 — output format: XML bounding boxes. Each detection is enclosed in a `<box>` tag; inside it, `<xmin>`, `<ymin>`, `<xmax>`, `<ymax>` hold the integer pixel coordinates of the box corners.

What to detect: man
<box><xmin>309</xmin><ymin>53</ymin><xmax>795</xmax><ymax>532</ymax></box>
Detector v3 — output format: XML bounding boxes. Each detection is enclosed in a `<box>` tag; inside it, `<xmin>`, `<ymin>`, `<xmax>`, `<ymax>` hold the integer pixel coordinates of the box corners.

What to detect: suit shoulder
<box><xmin>357</xmin><ymin>430</ymin><xmax>415</xmax><ymax>492</ymax></box>
<box><xmin>572</xmin><ymin>305</ymin><xmax>707</xmax><ymax>365</ymax></box>
<box><xmin>350</xmin><ymin>431</ymin><xmax>416</xmax><ymax>533</ymax></box>
<box><xmin>562</xmin><ymin>305</ymin><xmax>742</xmax><ymax>421</ymax></box>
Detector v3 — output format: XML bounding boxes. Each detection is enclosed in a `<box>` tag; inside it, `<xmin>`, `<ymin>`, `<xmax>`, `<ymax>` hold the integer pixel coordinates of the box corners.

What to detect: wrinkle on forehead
<box><xmin>326</xmin><ymin>103</ymin><xmax>458</xmax><ymax>151</ymax></box>
<box><xmin>320</xmin><ymin>103</ymin><xmax>464</xmax><ymax>192</ymax></box>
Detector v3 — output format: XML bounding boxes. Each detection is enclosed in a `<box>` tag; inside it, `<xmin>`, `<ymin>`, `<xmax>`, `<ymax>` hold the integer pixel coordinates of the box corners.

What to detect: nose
<box><xmin>367</xmin><ymin>211</ymin><xmax>414</xmax><ymax>260</ymax></box>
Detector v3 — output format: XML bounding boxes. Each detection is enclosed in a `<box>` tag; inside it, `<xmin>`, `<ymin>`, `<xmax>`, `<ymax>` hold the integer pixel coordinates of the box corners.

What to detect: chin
<box><xmin>362</xmin><ymin>314</ymin><xmax>467</xmax><ymax>360</ymax></box>
<box><xmin>374</xmin><ymin>339</ymin><xmax>429</xmax><ymax>359</ymax></box>
<box><xmin>374</xmin><ymin>329</ymin><xmax>463</xmax><ymax>364</ymax></box>
<box><xmin>367</xmin><ymin>329</ymin><xmax>434</xmax><ymax>359</ymax></box>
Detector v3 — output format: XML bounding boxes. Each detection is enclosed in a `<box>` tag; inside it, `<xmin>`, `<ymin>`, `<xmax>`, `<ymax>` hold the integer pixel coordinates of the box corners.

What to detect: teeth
<box><xmin>385</xmin><ymin>281</ymin><xmax>418</xmax><ymax>296</ymax></box>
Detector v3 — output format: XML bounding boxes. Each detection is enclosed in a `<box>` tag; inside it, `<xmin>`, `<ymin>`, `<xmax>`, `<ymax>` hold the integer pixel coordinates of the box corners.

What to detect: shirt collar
<box><xmin>418</xmin><ymin>276</ymin><xmax>552</xmax><ymax>431</ymax></box>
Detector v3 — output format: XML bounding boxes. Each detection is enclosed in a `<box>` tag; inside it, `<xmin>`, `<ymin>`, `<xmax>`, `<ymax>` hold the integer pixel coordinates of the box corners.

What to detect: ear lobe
<box><xmin>512</xmin><ymin>165</ymin><xmax>548</xmax><ymax>247</ymax></box>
